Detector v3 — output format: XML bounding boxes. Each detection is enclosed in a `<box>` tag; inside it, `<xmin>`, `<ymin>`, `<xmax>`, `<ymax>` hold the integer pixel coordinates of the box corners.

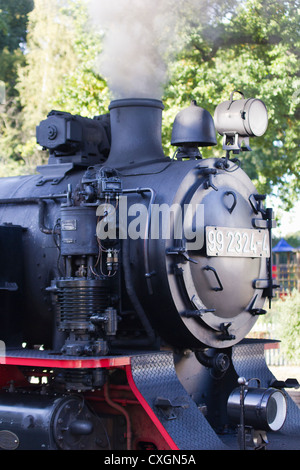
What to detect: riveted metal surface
<box><xmin>130</xmin><ymin>352</ymin><xmax>227</xmax><ymax>450</ymax></box>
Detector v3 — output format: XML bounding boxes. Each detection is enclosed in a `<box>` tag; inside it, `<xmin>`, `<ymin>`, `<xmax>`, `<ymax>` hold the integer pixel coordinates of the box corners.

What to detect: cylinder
<box><xmin>0</xmin><ymin>393</ymin><xmax>105</xmax><ymax>450</ymax></box>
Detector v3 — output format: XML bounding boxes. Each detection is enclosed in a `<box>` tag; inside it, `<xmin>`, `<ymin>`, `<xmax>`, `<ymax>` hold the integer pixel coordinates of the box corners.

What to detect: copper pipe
<box><xmin>103</xmin><ymin>382</ymin><xmax>132</xmax><ymax>450</ymax></box>
<box><xmin>85</xmin><ymin>395</ymin><xmax>139</xmax><ymax>406</ymax></box>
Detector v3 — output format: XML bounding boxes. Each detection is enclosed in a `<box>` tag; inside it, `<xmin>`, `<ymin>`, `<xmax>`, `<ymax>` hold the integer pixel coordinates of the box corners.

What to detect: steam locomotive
<box><xmin>0</xmin><ymin>92</ymin><xmax>299</xmax><ymax>451</ymax></box>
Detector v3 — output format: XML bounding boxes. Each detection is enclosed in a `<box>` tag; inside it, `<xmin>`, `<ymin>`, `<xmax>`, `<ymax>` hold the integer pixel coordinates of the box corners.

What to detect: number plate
<box><xmin>206</xmin><ymin>226</ymin><xmax>270</xmax><ymax>258</ymax></box>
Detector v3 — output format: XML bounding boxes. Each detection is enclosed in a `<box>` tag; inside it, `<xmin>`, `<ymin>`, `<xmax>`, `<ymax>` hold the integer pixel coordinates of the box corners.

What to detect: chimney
<box><xmin>106</xmin><ymin>98</ymin><xmax>166</xmax><ymax>168</ymax></box>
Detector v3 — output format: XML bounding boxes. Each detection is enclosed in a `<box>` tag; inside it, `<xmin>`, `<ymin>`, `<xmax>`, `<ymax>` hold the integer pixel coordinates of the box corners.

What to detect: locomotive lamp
<box><xmin>227</xmin><ymin>377</ymin><xmax>287</xmax><ymax>449</ymax></box>
<box><xmin>214</xmin><ymin>91</ymin><xmax>268</xmax><ymax>152</ymax></box>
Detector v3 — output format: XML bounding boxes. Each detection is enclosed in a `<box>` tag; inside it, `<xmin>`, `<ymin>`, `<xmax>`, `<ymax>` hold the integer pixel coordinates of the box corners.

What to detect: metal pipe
<box><xmin>38</xmin><ymin>200</ymin><xmax>59</xmax><ymax>235</ymax></box>
<box><xmin>122</xmin><ymin>187</ymin><xmax>156</xmax><ymax>294</ymax></box>
<box><xmin>0</xmin><ymin>194</ymin><xmax>66</xmax><ymax>235</ymax></box>
<box><xmin>103</xmin><ymin>382</ymin><xmax>132</xmax><ymax>450</ymax></box>
<box><xmin>121</xmin><ymin>237</ymin><xmax>156</xmax><ymax>346</ymax></box>
<box><xmin>238</xmin><ymin>377</ymin><xmax>247</xmax><ymax>450</ymax></box>
<box><xmin>0</xmin><ymin>194</ymin><xmax>68</xmax><ymax>204</ymax></box>
<box><xmin>113</xmin><ymin>187</ymin><xmax>157</xmax><ymax>346</ymax></box>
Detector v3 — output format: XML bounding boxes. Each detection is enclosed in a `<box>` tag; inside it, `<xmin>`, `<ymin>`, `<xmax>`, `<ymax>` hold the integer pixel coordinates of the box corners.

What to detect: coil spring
<box><xmin>55</xmin><ymin>278</ymin><xmax>110</xmax><ymax>331</ymax></box>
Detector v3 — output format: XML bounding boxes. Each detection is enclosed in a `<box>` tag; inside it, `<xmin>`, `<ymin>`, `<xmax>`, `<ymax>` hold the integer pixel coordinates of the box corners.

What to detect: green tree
<box><xmin>3</xmin><ymin>0</ymin><xmax>109</xmax><ymax>173</ymax></box>
<box><xmin>258</xmin><ymin>290</ymin><xmax>300</xmax><ymax>364</ymax></box>
<box><xmin>0</xmin><ymin>0</ymin><xmax>34</xmax><ymax>176</ymax></box>
<box><xmin>17</xmin><ymin>0</ymin><xmax>79</xmax><ymax>134</ymax></box>
<box><xmin>0</xmin><ymin>0</ymin><xmax>34</xmax><ymax>95</ymax></box>
<box><xmin>53</xmin><ymin>0</ymin><xmax>110</xmax><ymax>118</ymax></box>
<box><xmin>10</xmin><ymin>0</ymin><xmax>85</xmax><ymax>172</ymax></box>
<box><xmin>163</xmin><ymin>0</ymin><xmax>300</xmax><ymax>208</ymax></box>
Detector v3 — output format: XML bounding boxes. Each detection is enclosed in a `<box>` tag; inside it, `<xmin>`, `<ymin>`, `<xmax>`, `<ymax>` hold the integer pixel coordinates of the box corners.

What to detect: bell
<box><xmin>171</xmin><ymin>100</ymin><xmax>217</xmax><ymax>148</ymax></box>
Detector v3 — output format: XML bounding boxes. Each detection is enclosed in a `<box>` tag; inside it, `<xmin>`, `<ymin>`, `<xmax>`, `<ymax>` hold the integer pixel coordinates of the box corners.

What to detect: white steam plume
<box><xmin>88</xmin><ymin>0</ymin><xmax>198</xmax><ymax>100</ymax></box>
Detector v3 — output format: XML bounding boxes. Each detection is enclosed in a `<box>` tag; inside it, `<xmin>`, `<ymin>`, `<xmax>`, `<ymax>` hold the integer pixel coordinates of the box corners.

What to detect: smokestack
<box><xmin>106</xmin><ymin>98</ymin><xmax>166</xmax><ymax>168</ymax></box>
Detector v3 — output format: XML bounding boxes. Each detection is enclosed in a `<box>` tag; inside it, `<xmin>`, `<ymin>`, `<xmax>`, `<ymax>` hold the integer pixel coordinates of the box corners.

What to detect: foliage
<box><xmin>0</xmin><ymin>0</ymin><xmax>34</xmax><ymax>51</ymax></box>
<box><xmin>0</xmin><ymin>0</ymin><xmax>34</xmax><ymax>93</ymax></box>
<box><xmin>0</xmin><ymin>0</ymin><xmax>110</xmax><ymax>173</ymax></box>
<box><xmin>52</xmin><ymin>0</ymin><xmax>110</xmax><ymax>117</ymax></box>
<box><xmin>258</xmin><ymin>291</ymin><xmax>300</xmax><ymax>364</ymax></box>
<box><xmin>0</xmin><ymin>97</ymin><xmax>26</xmax><ymax>172</ymax></box>
<box><xmin>1</xmin><ymin>0</ymin><xmax>89</xmax><ymax>173</ymax></box>
<box><xmin>163</xmin><ymin>0</ymin><xmax>300</xmax><ymax>208</ymax></box>
<box><xmin>17</xmin><ymin>0</ymin><xmax>79</xmax><ymax>134</ymax></box>
<box><xmin>0</xmin><ymin>0</ymin><xmax>299</xmax><ymax>209</ymax></box>
<box><xmin>0</xmin><ymin>1</ymin><xmax>34</xmax><ymax>171</ymax></box>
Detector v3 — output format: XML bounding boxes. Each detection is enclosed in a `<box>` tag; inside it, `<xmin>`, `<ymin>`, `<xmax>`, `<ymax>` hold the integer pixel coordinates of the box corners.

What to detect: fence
<box><xmin>250</xmin><ymin>326</ymin><xmax>291</xmax><ymax>367</ymax></box>
<box><xmin>264</xmin><ymin>343</ymin><xmax>290</xmax><ymax>367</ymax></box>
<box><xmin>272</xmin><ymin>264</ymin><xmax>300</xmax><ymax>295</ymax></box>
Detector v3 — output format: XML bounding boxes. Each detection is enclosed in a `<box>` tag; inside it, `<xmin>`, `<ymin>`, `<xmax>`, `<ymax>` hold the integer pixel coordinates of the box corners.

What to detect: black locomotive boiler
<box><xmin>0</xmin><ymin>93</ymin><xmax>299</xmax><ymax>451</ymax></box>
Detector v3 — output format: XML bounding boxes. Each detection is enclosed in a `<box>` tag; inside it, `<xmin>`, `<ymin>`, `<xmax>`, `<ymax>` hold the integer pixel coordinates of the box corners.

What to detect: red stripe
<box><xmin>125</xmin><ymin>364</ymin><xmax>179</xmax><ymax>450</ymax></box>
<box><xmin>3</xmin><ymin>355</ymin><xmax>131</xmax><ymax>369</ymax></box>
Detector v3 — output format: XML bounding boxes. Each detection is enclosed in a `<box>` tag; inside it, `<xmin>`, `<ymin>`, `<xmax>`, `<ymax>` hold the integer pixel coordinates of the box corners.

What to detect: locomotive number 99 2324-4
<box><xmin>206</xmin><ymin>226</ymin><xmax>270</xmax><ymax>258</ymax></box>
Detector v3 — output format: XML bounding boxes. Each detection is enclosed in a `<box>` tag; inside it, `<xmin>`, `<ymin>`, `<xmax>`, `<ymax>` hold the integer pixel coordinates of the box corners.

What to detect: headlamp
<box><xmin>214</xmin><ymin>91</ymin><xmax>268</xmax><ymax>152</ymax></box>
<box><xmin>227</xmin><ymin>378</ymin><xmax>287</xmax><ymax>433</ymax></box>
